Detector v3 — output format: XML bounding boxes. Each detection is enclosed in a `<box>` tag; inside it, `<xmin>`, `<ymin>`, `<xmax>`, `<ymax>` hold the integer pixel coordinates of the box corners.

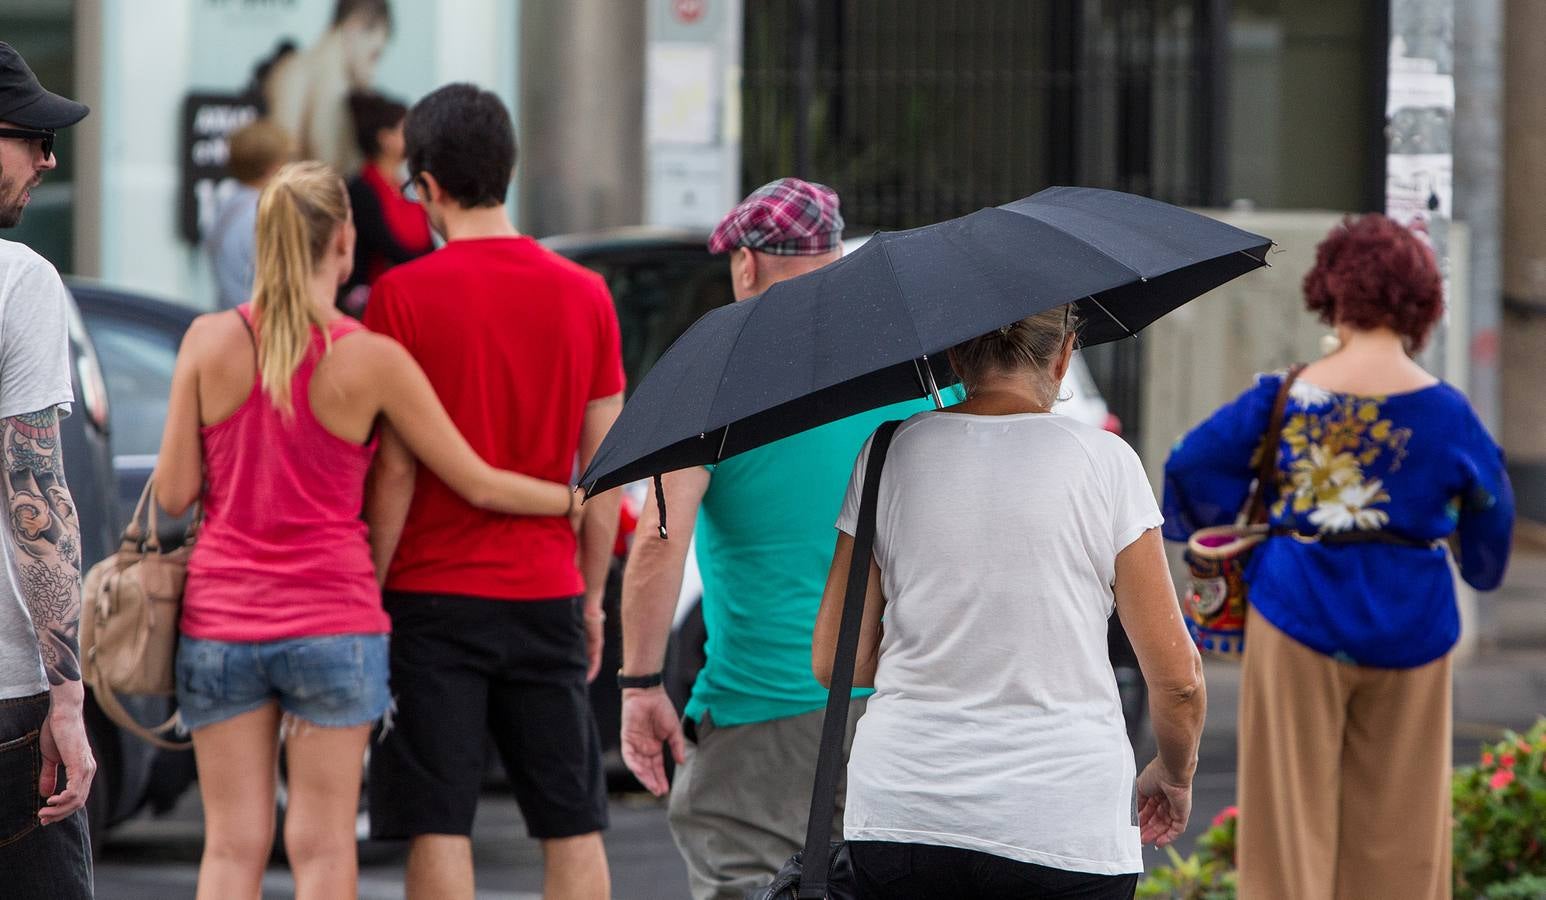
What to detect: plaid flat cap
<box><xmin>708</xmin><ymin>177</ymin><xmax>844</xmax><ymax>256</ymax></box>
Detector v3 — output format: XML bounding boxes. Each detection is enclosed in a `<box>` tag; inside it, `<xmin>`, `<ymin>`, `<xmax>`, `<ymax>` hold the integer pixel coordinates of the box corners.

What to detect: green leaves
<box><xmin>1454</xmin><ymin>718</ymin><xmax>1546</xmax><ymax>899</ymax></box>
<box><xmin>1138</xmin><ymin>807</ymin><xmax>1239</xmax><ymax>899</ymax></box>
<box><xmin>1141</xmin><ymin>720</ymin><xmax>1546</xmax><ymax>899</ymax></box>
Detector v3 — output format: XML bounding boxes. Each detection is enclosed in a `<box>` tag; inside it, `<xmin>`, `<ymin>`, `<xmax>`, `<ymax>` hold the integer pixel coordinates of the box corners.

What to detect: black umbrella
<box><xmin>580</xmin><ymin>187</ymin><xmax>1271</xmax><ymax>503</ymax></box>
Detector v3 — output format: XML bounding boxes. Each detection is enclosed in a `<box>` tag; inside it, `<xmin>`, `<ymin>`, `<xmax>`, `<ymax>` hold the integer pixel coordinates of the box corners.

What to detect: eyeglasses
<box><xmin>400</xmin><ymin>173</ymin><xmax>423</xmax><ymax>203</ymax></box>
<box><xmin>0</xmin><ymin>128</ymin><xmax>55</xmax><ymax>160</ymax></box>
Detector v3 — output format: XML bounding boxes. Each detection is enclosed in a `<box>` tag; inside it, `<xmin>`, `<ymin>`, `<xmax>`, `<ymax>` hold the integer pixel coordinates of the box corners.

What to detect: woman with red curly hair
<box><xmin>1163</xmin><ymin>213</ymin><xmax>1514</xmax><ymax>898</ymax></box>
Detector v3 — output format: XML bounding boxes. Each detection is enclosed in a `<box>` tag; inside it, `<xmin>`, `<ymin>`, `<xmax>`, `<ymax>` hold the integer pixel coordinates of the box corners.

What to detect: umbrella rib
<box><xmin>702</xmin><ymin>295</ymin><xmax>766</xmax><ymax>433</ymax></box>
<box><xmin>1085</xmin><ymin>295</ymin><xmax>1136</xmax><ymax>338</ymax></box>
<box><xmin>876</xmin><ymin>239</ymin><xmax>932</xmax><ymax>384</ymax></box>
<box><xmin>990</xmin><ymin>207</ymin><xmax>1147</xmax><ymax>284</ymax></box>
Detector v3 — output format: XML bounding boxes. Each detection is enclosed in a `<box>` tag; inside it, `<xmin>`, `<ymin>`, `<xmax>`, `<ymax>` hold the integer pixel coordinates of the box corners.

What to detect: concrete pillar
<box><xmin>1503</xmin><ymin>1</ymin><xmax>1546</xmax><ymax>521</ymax></box>
<box><xmin>1454</xmin><ymin>0</ymin><xmax>1503</xmax><ymax>433</ymax></box>
<box><xmin>517</xmin><ymin>0</ymin><xmax>646</xmax><ymax>237</ymax></box>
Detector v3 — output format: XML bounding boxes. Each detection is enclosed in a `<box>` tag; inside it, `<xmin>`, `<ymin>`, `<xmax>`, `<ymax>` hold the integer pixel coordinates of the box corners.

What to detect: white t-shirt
<box><xmin>0</xmin><ymin>240</ymin><xmax>76</xmax><ymax>699</ymax></box>
<box><xmin>835</xmin><ymin>411</ymin><xmax>1162</xmax><ymax>875</ymax></box>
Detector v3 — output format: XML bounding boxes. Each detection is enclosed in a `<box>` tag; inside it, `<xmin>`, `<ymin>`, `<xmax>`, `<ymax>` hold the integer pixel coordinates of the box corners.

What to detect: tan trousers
<box><xmin>1237</xmin><ymin>608</ymin><xmax>1452</xmax><ymax>900</ymax></box>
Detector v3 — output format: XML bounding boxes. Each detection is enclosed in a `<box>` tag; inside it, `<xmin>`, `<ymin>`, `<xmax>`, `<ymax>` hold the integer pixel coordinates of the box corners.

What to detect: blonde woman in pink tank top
<box><xmin>154</xmin><ymin>162</ymin><xmax>575</xmax><ymax>900</ymax></box>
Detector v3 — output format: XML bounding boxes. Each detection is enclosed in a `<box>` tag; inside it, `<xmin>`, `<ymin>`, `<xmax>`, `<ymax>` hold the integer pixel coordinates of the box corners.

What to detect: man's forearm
<box><xmin>4</xmin><ymin>410</ymin><xmax>83</xmax><ymax>688</ymax></box>
<box><xmin>364</xmin><ymin>426</ymin><xmax>415</xmax><ymax>584</ymax></box>
<box><xmin>577</xmin><ymin>491</ymin><xmax>621</xmax><ymax>609</ymax></box>
<box><xmin>620</xmin><ymin>531</ymin><xmax>692</xmax><ymax>675</ymax></box>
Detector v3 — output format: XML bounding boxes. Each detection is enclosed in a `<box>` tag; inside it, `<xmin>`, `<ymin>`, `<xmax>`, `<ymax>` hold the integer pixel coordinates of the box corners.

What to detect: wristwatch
<box><xmin>617</xmin><ymin>671</ymin><xmax>664</xmax><ymax>690</ymax></box>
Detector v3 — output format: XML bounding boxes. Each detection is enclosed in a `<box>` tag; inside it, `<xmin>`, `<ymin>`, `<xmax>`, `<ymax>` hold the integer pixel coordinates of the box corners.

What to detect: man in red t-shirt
<box><xmin>363</xmin><ymin>83</ymin><xmax>623</xmax><ymax>900</ymax></box>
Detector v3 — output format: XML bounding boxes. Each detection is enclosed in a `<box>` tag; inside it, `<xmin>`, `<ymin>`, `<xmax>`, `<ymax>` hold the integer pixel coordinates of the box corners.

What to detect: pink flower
<box><xmin>1490</xmin><ymin>769</ymin><xmax>1516</xmax><ymax>791</ymax></box>
<box><xmin>1482</xmin><ymin>752</ymin><xmax>1495</xmax><ymax>766</ymax></box>
<box><xmin>1501</xmin><ymin>753</ymin><xmax>1517</xmax><ymax>769</ymax></box>
<box><xmin>1212</xmin><ymin>806</ymin><xmax>1239</xmax><ymax>828</ymax></box>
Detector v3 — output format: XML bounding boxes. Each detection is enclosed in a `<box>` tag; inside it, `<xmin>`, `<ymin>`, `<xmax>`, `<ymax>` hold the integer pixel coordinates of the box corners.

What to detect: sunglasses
<box><xmin>0</xmin><ymin>128</ymin><xmax>55</xmax><ymax>160</ymax></box>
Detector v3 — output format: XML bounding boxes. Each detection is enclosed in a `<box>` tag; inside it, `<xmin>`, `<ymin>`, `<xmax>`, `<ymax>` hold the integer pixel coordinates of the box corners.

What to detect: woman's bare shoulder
<box><xmin>181</xmin><ymin>310</ymin><xmax>249</xmax><ymax>354</ymax></box>
<box><xmin>324</xmin><ymin>328</ymin><xmax>412</xmax><ymax>386</ymax></box>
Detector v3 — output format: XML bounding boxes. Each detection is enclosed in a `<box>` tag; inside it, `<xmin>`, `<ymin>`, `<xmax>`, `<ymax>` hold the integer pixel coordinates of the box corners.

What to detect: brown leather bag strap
<box><xmin>87</xmin><ymin>667</ymin><xmax>190</xmax><ymax>752</ymax></box>
<box><xmin>1244</xmin><ymin>365</ymin><xmax>1306</xmax><ymax>525</ymax></box>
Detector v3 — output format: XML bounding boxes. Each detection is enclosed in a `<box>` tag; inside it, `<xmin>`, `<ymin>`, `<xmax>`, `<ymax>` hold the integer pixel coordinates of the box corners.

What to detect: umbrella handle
<box><xmin>918</xmin><ymin>354</ymin><xmax>947</xmax><ymax>410</ymax></box>
<box><xmin>653</xmin><ymin>473</ymin><xmax>668</xmax><ymax>540</ymax></box>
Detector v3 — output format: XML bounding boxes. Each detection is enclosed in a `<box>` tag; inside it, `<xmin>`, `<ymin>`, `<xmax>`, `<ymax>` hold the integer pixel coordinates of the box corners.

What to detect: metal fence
<box><xmin>742</xmin><ymin>0</ymin><xmax>1229</xmax><ymax>443</ymax></box>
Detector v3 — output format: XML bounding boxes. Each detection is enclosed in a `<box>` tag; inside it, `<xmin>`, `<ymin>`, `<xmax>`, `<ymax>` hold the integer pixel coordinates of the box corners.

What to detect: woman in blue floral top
<box><xmin>1164</xmin><ymin>214</ymin><xmax>1513</xmax><ymax>899</ymax></box>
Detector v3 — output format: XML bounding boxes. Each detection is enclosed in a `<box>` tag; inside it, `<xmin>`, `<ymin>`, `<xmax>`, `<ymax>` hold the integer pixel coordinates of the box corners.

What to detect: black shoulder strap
<box><xmin>798</xmin><ymin>419</ymin><xmax>903</xmax><ymax>899</ymax></box>
<box><xmin>234</xmin><ymin>306</ymin><xmax>257</xmax><ymax>348</ymax></box>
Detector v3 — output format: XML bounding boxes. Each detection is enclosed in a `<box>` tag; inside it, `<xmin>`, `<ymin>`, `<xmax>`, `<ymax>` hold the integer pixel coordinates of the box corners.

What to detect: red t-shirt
<box><xmin>364</xmin><ymin>237</ymin><xmax>625</xmax><ymax>600</ymax></box>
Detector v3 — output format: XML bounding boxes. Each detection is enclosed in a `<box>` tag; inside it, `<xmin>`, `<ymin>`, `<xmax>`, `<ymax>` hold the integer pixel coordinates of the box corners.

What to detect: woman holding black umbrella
<box><xmin>1164</xmin><ymin>213</ymin><xmax>1513</xmax><ymax>897</ymax></box>
<box><xmin>813</xmin><ymin>304</ymin><xmax>1206</xmax><ymax>899</ymax></box>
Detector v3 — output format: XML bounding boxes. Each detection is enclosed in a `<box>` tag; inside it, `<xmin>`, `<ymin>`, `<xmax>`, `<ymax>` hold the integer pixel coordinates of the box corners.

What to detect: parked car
<box><xmin>543</xmin><ymin>228</ymin><xmax>1145</xmax><ymax>772</ymax></box>
<box><xmin>54</xmin><ymin>280</ymin><xmax>197</xmax><ymax>855</ymax></box>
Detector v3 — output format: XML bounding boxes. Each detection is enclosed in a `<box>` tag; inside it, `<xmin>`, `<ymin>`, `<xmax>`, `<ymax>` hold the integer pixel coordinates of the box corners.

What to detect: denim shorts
<box><xmin>175</xmin><ymin>633</ymin><xmax>391</xmax><ymax>732</ymax></box>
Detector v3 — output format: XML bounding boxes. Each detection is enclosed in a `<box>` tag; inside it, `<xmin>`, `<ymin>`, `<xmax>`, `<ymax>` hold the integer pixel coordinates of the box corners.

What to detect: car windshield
<box><xmin>86</xmin><ymin>314</ymin><xmax>179</xmax><ymax>459</ymax></box>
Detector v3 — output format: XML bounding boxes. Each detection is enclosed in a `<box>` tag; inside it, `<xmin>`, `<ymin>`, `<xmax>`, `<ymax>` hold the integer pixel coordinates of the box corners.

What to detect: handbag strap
<box><xmin>1243</xmin><ymin>365</ymin><xmax>1305</xmax><ymax>526</ymax></box>
<box><xmin>798</xmin><ymin>419</ymin><xmax>902</xmax><ymax>899</ymax></box>
<box><xmin>87</xmin><ymin>670</ymin><xmax>189</xmax><ymax>752</ymax></box>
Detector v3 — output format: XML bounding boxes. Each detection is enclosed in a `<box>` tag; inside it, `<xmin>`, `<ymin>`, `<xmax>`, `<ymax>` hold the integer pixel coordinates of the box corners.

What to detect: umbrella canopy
<box><xmin>580</xmin><ymin>187</ymin><xmax>1271</xmax><ymax>498</ymax></box>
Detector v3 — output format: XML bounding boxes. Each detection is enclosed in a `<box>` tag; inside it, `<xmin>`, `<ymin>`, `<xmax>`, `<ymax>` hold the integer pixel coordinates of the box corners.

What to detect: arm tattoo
<box><xmin>4</xmin><ymin>409</ymin><xmax>82</xmax><ymax>685</ymax></box>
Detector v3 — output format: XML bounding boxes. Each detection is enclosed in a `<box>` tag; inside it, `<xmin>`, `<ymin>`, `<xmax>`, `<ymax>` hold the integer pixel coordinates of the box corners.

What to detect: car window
<box><xmin>87</xmin><ymin>315</ymin><xmax>179</xmax><ymax>458</ymax></box>
<box><xmin>575</xmin><ymin>251</ymin><xmax>734</xmax><ymax>395</ymax></box>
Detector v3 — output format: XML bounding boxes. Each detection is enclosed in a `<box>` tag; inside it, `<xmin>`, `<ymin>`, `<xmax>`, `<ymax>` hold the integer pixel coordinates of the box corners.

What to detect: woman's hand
<box><xmin>1136</xmin><ymin>758</ymin><xmax>1192</xmax><ymax>847</ymax></box>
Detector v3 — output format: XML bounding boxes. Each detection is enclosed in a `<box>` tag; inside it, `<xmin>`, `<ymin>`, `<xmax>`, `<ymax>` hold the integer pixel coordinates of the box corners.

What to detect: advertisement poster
<box><xmin>1384</xmin><ymin>32</ymin><xmax>1454</xmax><ymax>237</ymax></box>
<box><xmin>180</xmin><ymin>0</ymin><xmax>436</xmax><ymax>242</ymax></box>
<box><xmin>645</xmin><ymin>0</ymin><xmax>742</xmax><ymax>229</ymax></box>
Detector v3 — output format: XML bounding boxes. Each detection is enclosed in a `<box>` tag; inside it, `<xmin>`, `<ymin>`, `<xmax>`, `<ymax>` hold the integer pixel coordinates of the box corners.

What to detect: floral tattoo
<box><xmin>4</xmin><ymin>408</ymin><xmax>82</xmax><ymax>686</ymax></box>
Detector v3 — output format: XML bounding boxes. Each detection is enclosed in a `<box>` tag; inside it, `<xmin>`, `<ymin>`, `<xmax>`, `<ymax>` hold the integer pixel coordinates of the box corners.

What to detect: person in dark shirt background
<box><xmin>339</xmin><ymin>90</ymin><xmax>432</xmax><ymax>316</ymax></box>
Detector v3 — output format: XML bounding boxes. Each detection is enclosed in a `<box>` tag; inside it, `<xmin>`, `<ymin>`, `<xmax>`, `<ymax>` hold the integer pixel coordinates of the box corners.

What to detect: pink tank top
<box><xmin>182</xmin><ymin>304</ymin><xmax>389</xmax><ymax>641</ymax></box>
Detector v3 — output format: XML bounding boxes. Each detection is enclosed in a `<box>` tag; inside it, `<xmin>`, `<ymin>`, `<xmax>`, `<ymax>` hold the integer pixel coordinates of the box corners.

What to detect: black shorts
<box><xmin>369</xmin><ymin>592</ymin><xmax>608</xmax><ymax>840</ymax></box>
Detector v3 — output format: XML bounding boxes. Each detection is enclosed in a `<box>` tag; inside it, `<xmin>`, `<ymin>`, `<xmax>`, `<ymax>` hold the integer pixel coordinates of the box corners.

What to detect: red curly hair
<box><xmin>1302</xmin><ymin>213</ymin><xmax>1443</xmax><ymax>351</ymax></box>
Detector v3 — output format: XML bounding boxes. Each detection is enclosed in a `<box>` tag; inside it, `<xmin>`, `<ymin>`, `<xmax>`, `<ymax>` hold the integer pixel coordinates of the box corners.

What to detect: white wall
<box><xmin>98</xmin><ymin>0</ymin><xmax>198</xmax><ymax>302</ymax></box>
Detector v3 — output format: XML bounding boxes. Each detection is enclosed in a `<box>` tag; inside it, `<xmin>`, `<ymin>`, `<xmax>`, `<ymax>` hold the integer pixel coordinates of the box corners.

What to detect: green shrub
<box><xmin>1454</xmin><ymin>719</ymin><xmax>1546</xmax><ymax>899</ymax></box>
<box><xmin>1141</xmin><ymin>719</ymin><xmax>1546</xmax><ymax>899</ymax></box>
<box><xmin>1137</xmin><ymin>807</ymin><xmax>1238</xmax><ymax>900</ymax></box>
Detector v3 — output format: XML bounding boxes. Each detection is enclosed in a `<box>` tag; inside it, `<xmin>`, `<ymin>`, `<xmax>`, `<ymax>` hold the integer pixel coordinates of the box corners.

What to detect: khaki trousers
<box><xmin>667</xmin><ymin>701</ymin><xmax>864</xmax><ymax>900</ymax></box>
<box><xmin>1237</xmin><ymin>608</ymin><xmax>1452</xmax><ymax>900</ymax></box>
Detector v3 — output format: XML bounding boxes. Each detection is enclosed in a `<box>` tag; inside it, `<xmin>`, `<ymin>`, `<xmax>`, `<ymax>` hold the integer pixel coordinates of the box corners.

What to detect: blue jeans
<box><xmin>0</xmin><ymin>692</ymin><xmax>92</xmax><ymax>899</ymax></box>
<box><xmin>175</xmin><ymin>634</ymin><xmax>391</xmax><ymax>732</ymax></box>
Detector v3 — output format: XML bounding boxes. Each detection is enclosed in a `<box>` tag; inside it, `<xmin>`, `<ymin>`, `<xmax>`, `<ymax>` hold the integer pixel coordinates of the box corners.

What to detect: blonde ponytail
<box><xmin>249</xmin><ymin>161</ymin><xmax>349</xmax><ymax>417</ymax></box>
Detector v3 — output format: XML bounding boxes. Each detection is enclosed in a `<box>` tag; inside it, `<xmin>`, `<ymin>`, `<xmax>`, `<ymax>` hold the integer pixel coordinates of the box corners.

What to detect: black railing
<box><xmin>742</xmin><ymin>0</ymin><xmax>1228</xmax><ymax>445</ymax></box>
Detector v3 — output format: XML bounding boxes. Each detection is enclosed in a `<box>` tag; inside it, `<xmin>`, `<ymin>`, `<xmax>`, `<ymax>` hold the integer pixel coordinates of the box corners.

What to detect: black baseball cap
<box><xmin>0</xmin><ymin>42</ymin><xmax>88</xmax><ymax>129</ymax></box>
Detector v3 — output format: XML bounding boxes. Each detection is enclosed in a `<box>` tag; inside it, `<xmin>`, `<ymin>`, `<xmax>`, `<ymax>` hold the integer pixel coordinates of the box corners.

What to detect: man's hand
<box><xmin>620</xmin><ymin>687</ymin><xmax>686</xmax><ymax>797</ymax></box>
<box><xmin>1136</xmin><ymin>758</ymin><xmax>1192</xmax><ymax>847</ymax></box>
<box><xmin>38</xmin><ymin>684</ymin><xmax>94</xmax><ymax>825</ymax></box>
<box><xmin>583</xmin><ymin>607</ymin><xmax>605</xmax><ymax>683</ymax></box>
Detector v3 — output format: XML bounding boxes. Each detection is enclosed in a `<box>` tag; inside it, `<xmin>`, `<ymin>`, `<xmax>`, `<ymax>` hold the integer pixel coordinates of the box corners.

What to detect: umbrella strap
<box><xmin>798</xmin><ymin>419</ymin><xmax>902</xmax><ymax>897</ymax></box>
<box><xmin>654</xmin><ymin>473</ymin><xmax>668</xmax><ymax>540</ymax></box>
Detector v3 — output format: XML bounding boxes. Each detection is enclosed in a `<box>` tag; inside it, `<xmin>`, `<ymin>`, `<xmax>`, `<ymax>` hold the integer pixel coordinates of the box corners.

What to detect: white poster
<box><xmin>647</xmin><ymin>44</ymin><xmax>718</xmax><ymax>146</ymax></box>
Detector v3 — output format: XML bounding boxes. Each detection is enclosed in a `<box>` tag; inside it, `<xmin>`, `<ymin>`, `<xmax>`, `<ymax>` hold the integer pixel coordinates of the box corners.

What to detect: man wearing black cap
<box><xmin>0</xmin><ymin>41</ymin><xmax>97</xmax><ymax>898</ymax></box>
<box><xmin>617</xmin><ymin>179</ymin><xmax>940</xmax><ymax>899</ymax></box>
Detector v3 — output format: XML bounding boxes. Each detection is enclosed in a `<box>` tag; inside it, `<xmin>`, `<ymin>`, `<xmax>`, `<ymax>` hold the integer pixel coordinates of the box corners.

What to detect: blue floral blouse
<box><xmin>1163</xmin><ymin>373</ymin><xmax>1514</xmax><ymax>668</ymax></box>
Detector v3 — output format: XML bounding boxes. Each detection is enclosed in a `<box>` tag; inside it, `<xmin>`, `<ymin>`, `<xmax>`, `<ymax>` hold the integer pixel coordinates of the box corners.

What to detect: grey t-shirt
<box><xmin>206</xmin><ymin>184</ymin><xmax>261</xmax><ymax>311</ymax></box>
<box><xmin>0</xmin><ymin>240</ymin><xmax>75</xmax><ymax>699</ymax></box>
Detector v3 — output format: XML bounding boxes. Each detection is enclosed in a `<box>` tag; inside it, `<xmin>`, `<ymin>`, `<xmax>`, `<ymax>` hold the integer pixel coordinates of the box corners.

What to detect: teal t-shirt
<box><xmin>683</xmin><ymin>396</ymin><xmax>943</xmax><ymax>727</ymax></box>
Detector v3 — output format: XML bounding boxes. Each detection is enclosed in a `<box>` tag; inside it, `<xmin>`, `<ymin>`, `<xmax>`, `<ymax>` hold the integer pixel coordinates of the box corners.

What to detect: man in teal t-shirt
<box><xmin>618</xmin><ymin>179</ymin><xmax>939</xmax><ymax>900</ymax></box>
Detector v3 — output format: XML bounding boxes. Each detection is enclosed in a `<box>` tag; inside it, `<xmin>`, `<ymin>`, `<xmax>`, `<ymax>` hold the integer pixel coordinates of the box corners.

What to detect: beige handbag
<box><xmin>80</xmin><ymin>479</ymin><xmax>195</xmax><ymax>751</ymax></box>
